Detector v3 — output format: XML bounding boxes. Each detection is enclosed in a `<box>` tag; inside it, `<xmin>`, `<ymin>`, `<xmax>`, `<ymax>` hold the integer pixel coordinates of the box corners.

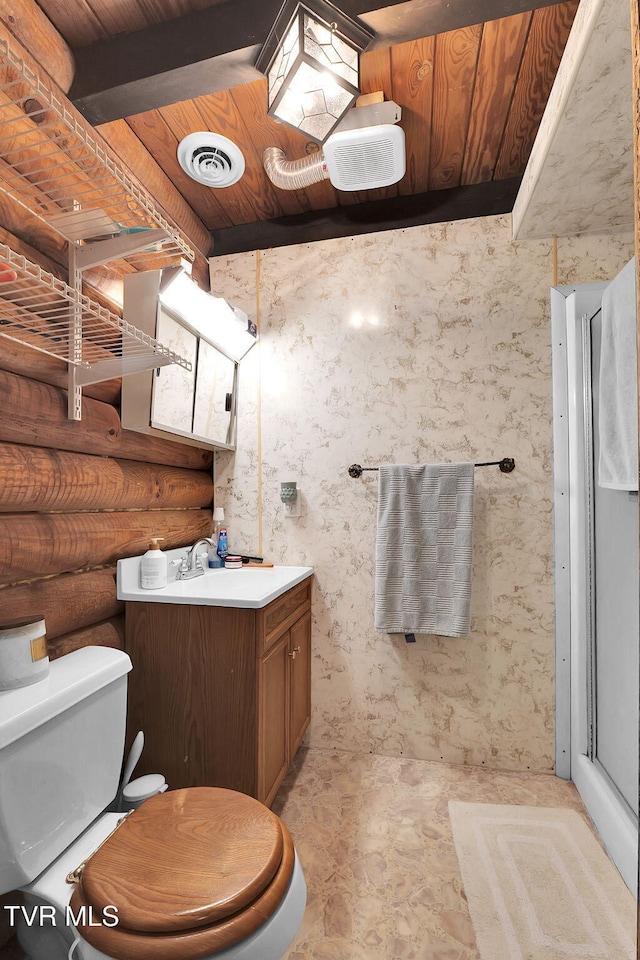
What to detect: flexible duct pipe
<box><xmin>263</xmin><ymin>146</ymin><xmax>329</xmax><ymax>190</ymax></box>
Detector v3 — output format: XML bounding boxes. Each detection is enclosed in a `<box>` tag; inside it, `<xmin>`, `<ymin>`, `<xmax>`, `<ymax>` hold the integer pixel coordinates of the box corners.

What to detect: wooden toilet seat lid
<box><xmin>76</xmin><ymin>787</ymin><xmax>284</xmax><ymax>933</ymax></box>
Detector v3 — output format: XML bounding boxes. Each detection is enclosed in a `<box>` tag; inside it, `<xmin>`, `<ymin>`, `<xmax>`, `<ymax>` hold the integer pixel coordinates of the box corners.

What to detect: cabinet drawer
<box><xmin>257</xmin><ymin>578</ymin><xmax>311</xmax><ymax>654</ymax></box>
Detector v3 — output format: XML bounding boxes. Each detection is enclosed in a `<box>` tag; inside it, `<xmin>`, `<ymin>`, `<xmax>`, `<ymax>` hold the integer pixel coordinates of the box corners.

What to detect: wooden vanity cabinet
<box><xmin>124</xmin><ymin>577</ymin><xmax>311</xmax><ymax>806</ymax></box>
<box><xmin>257</xmin><ymin>606</ymin><xmax>312</xmax><ymax>804</ymax></box>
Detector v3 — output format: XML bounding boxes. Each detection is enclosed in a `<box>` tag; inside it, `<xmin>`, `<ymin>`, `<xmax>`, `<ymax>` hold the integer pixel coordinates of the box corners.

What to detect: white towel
<box><xmin>375</xmin><ymin>463</ymin><xmax>474</xmax><ymax>638</ymax></box>
<box><xmin>598</xmin><ymin>257</ymin><xmax>638</xmax><ymax>491</ymax></box>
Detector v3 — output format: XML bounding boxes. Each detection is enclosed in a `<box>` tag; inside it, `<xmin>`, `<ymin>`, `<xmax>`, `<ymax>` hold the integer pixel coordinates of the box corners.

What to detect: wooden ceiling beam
<box><xmin>210</xmin><ymin>177</ymin><xmax>522</xmax><ymax>256</ymax></box>
<box><xmin>70</xmin><ymin>0</ymin><xmax>567</xmax><ymax>124</ymax></box>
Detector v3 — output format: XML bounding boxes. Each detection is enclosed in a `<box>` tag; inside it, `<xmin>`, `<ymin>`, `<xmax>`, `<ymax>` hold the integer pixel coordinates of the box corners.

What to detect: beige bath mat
<box><xmin>448</xmin><ymin>802</ymin><xmax>636</xmax><ymax>960</ymax></box>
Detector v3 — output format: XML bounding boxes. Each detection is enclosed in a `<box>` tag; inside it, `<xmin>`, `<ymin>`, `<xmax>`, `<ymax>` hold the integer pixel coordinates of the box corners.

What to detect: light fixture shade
<box><xmin>255</xmin><ymin>0</ymin><xmax>373</xmax><ymax>144</ymax></box>
<box><xmin>159</xmin><ymin>269</ymin><xmax>257</xmax><ymax>362</ymax></box>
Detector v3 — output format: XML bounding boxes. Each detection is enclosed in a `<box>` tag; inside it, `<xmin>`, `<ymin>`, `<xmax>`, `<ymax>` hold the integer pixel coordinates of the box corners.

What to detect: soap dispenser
<box><xmin>140</xmin><ymin>537</ymin><xmax>168</xmax><ymax>589</ymax></box>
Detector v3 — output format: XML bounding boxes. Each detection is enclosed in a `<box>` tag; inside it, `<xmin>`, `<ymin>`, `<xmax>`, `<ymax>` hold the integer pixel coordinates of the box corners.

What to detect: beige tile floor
<box><xmin>0</xmin><ymin>748</ymin><xmax>620</xmax><ymax>960</ymax></box>
<box><xmin>272</xmin><ymin>746</ymin><xmax>600</xmax><ymax>960</ymax></box>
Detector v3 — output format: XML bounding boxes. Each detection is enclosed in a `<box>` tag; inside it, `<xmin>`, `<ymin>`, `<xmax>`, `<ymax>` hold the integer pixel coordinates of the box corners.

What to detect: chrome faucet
<box><xmin>175</xmin><ymin>537</ymin><xmax>215</xmax><ymax>580</ymax></box>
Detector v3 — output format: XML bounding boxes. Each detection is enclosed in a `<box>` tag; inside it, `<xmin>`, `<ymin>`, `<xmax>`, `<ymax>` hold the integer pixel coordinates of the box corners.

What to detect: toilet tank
<box><xmin>0</xmin><ymin>646</ymin><xmax>132</xmax><ymax>894</ymax></box>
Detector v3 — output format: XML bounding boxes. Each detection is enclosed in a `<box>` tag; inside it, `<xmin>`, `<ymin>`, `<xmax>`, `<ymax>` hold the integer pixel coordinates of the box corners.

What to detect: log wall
<box><xmin>0</xmin><ymin>360</ymin><xmax>213</xmax><ymax>653</ymax></box>
<box><xmin>0</xmin><ymin>291</ymin><xmax>213</xmax><ymax>956</ymax></box>
<box><xmin>0</xmin><ymin>5</ymin><xmax>213</xmax><ymax>660</ymax></box>
<box><xmin>0</xmin><ymin>9</ymin><xmax>214</xmax><ymax>954</ymax></box>
<box><xmin>0</xmin><ymin>248</ymin><xmax>214</xmax><ymax>659</ymax></box>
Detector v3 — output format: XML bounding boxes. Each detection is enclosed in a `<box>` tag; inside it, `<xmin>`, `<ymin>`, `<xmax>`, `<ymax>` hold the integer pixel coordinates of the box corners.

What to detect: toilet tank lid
<box><xmin>0</xmin><ymin>647</ymin><xmax>132</xmax><ymax>750</ymax></box>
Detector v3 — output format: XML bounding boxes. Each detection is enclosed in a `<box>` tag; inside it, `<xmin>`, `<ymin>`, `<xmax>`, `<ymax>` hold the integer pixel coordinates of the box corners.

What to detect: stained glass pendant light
<box><xmin>255</xmin><ymin>0</ymin><xmax>373</xmax><ymax>144</ymax></box>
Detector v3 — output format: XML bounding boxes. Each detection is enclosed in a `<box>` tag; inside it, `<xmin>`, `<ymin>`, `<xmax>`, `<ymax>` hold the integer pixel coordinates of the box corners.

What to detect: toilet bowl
<box><xmin>71</xmin><ymin>787</ymin><xmax>305</xmax><ymax>960</ymax></box>
<box><xmin>19</xmin><ymin>787</ymin><xmax>306</xmax><ymax>960</ymax></box>
<box><xmin>0</xmin><ymin>648</ymin><xmax>306</xmax><ymax>960</ymax></box>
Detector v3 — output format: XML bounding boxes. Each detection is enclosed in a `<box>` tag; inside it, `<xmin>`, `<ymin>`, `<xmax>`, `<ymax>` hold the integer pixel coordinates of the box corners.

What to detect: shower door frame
<box><xmin>551</xmin><ymin>283</ymin><xmax>638</xmax><ymax>895</ymax></box>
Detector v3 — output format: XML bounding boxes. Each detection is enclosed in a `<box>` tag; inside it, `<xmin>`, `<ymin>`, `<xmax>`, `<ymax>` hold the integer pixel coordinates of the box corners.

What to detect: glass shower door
<box><xmin>591</xmin><ymin>308</ymin><xmax>639</xmax><ymax>817</ymax></box>
<box><xmin>551</xmin><ymin>282</ymin><xmax>639</xmax><ymax>895</ymax></box>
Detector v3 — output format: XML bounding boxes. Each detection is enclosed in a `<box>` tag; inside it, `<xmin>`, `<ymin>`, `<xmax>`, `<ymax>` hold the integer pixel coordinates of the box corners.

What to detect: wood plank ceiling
<box><xmin>35</xmin><ymin>0</ymin><xmax>580</xmax><ymax>255</ymax></box>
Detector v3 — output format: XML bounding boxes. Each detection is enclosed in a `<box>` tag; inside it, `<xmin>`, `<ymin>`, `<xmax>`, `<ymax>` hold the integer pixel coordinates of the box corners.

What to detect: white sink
<box><xmin>117</xmin><ymin>553</ymin><xmax>313</xmax><ymax>609</ymax></box>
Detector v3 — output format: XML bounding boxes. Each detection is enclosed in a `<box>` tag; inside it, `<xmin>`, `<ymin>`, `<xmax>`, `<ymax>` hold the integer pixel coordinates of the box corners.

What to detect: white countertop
<box><xmin>117</xmin><ymin>551</ymin><xmax>313</xmax><ymax>608</ymax></box>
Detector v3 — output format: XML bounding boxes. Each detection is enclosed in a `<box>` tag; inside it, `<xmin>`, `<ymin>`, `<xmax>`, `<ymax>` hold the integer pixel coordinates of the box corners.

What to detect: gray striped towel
<box><xmin>374</xmin><ymin>463</ymin><xmax>475</xmax><ymax>638</ymax></box>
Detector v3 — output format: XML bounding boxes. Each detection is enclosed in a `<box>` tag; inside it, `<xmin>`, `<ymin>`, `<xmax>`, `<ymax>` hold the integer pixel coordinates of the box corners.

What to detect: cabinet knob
<box><xmin>289</xmin><ymin>645</ymin><xmax>301</xmax><ymax>659</ymax></box>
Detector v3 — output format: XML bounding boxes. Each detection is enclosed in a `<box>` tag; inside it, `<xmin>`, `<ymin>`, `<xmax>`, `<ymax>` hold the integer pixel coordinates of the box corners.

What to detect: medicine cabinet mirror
<box><xmin>121</xmin><ymin>272</ymin><xmax>239</xmax><ymax>450</ymax></box>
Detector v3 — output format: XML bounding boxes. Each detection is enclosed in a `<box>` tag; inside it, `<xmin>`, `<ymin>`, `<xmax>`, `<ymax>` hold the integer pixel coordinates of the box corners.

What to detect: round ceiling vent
<box><xmin>177</xmin><ymin>132</ymin><xmax>245</xmax><ymax>188</ymax></box>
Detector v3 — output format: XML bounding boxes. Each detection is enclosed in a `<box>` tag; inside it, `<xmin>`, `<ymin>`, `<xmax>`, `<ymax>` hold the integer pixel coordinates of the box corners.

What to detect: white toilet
<box><xmin>0</xmin><ymin>646</ymin><xmax>306</xmax><ymax>960</ymax></box>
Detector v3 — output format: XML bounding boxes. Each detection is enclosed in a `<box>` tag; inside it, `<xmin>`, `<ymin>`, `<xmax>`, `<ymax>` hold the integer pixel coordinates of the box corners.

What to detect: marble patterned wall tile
<box><xmin>210</xmin><ymin>216</ymin><xmax>634</xmax><ymax>773</ymax></box>
<box><xmin>513</xmin><ymin>0</ymin><xmax>633</xmax><ymax>240</ymax></box>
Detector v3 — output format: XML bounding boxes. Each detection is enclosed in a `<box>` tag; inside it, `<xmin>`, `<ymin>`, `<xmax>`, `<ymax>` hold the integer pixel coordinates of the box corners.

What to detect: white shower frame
<box><xmin>551</xmin><ymin>283</ymin><xmax>637</xmax><ymax>895</ymax></box>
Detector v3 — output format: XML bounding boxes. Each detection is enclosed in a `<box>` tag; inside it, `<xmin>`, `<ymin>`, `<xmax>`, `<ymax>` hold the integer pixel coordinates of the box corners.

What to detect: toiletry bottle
<box><xmin>208</xmin><ymin>507</ymin><xmax>225</xmax><ymax>568</ymax></box>
<box><xmin>140</xmin><ymin>538</ymin><xmax>168</xmax><ymax>589</ymax></box>
<box><xmin>216</xmin><ymin>526</ymin><xmax>229</xmax><ymax>564</ymax></box>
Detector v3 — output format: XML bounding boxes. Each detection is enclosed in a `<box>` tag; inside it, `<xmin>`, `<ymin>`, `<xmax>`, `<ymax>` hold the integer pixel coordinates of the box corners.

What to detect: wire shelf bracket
<box><xmin>0</xmin><ymin>39</ymin><xmax>197</xmax><ymax>420</ymax></box>
<box><xmin>0</xmin><ymin>242</ymin><xmax>191</xmax><ymax>417</ymax></box>
<box><xmin>0</xmin><ymin>38</ymin><xmax>195</xmax><ymax>268</ymax></box>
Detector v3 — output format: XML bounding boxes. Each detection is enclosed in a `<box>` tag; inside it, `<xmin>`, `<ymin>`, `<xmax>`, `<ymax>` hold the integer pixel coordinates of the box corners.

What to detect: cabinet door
<box><xmin>125</xmin><ymin>603</ymin><xmax>256</xmax><ymax>794</ymax></box>
<box><xmin>193</xmin><ymin>339</ymin><xmax>237</xmax><ymax>446</ymax></box>
<box><xmin>151</xmin><ymin>307</ymin><xmax>197</xmax><ymax>433</ymax></box>
<box><xmin>289</xmin><ymin>610</ymin><xmax>311</xmax><ymax>760</ymax></box>
<box><xmin>258</xmin><ymin>631</ymin><xmax>290</xmax><ymax>805</ymax></box>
